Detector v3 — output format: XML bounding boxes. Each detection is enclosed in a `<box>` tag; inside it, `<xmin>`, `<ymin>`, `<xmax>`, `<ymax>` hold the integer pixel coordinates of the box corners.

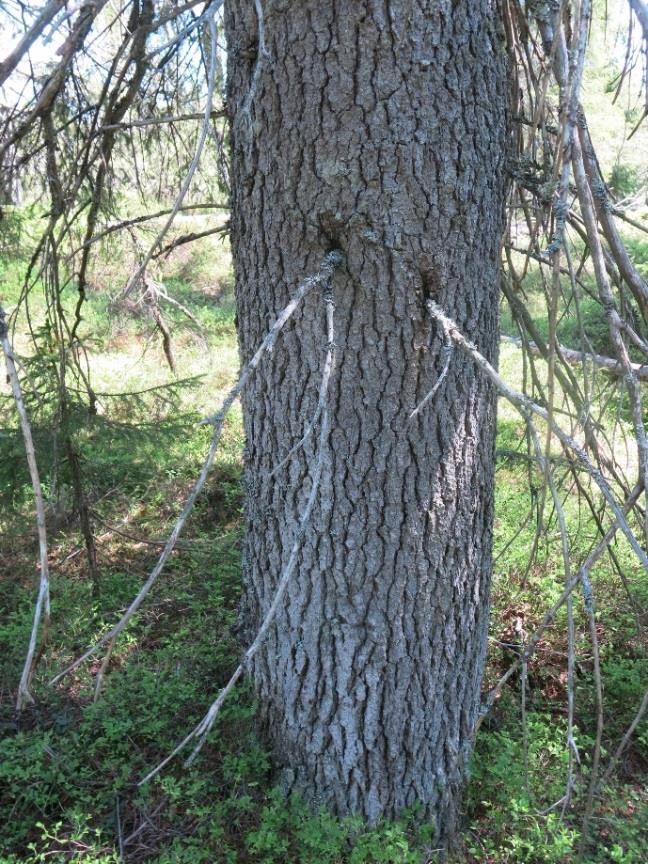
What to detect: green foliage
<box><xmin>0</xmin><ymin>205</ymin><xmax>39</xmax><ymax>261</ymax></box>
<box><xmin>554</xmin><ymin>295</ymin><xmax>616</xmax><ymax>357</ymax></box>
<box><xmin>468</xmin><ymin>712</ymin><xmax>579</xmax><ymax>862</ymax></box>
<box><xmin>245</xmin><ymin>791</ymin><xmax>430</xmax><ymax>864</ymax></box>
<box><xmin>607</xmin><ymin>164</ymin><xmax>641</xmax><ymax>200</ymax></box>
<box><xmin>501</xmin><ymin>275</ymin><xmax>618</xmax><ymax>358</ymax></box>
<box><xmin>590</xmin><ymin>785</ymin><xmax>648</xmax><ymax>864</ymax></box>
<box><xmin>622</xmin><ymin>235</ymin><xmax>648</xmax><ymax>281</ymax></box>
<box><xmin>598</xmin><ymin>658</ymin><xmax>648</xmax><ymax>757</ymax></box>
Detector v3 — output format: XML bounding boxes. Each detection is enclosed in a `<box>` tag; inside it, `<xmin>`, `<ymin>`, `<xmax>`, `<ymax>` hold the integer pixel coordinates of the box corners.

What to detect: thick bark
<box><xmin>225</xmin><ymin>0</ymin><xmax>508</xmax><ymax>843</ymax></box>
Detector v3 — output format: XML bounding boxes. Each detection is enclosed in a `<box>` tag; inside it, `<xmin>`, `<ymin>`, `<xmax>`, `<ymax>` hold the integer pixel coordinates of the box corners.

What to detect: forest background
<box><xmin>1</xmin><ymin>0</ymin><xmax>648</xmax><ymax>862</ymax></box>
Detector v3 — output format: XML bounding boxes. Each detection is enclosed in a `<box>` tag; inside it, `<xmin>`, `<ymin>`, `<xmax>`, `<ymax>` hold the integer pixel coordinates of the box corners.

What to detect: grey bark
<box><xmin>225</xmin><ymin>0</ymin><xmax>508</xmax><ymax>844</ymax></box>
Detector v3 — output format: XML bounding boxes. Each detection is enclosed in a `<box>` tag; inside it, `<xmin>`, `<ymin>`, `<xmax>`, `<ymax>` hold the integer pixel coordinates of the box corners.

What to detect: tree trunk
<box><xmin>225</xmin><ymin>0</ymin><xmax>508</xmax><ymax>844</ymax></box>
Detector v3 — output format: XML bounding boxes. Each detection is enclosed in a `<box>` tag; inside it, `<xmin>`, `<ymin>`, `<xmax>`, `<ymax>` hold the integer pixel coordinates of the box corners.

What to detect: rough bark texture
<box><xmin>225</xmin><ymin>0</ymin><xmax>508</xmax><ymax>842</ymax></box>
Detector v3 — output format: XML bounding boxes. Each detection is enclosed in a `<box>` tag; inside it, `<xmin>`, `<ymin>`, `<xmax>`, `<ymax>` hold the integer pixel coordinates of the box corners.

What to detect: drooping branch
<box><xmin>477</xmin><ymin>481</ymin><xmax>644</xmax><ymax>730</ymax></box>
<box><xmin>1</xmin><ymin>305</ymin><xmax>51</xmax><ymax>711</ymax></box>
<box><xmin>139</xmin><ymin>270</ymin><xmax>337</xmax><ymax>785</ymax></box>
<box><xmin>0</xmin><ymin>0</ymin><xmax>111</xmax><ymax>160</ymax></box>
<box><xmin>628</xmin><ymin>0</ymin><xmax>648</xmax><ymax>130</ymax></box>
<box><xmin>120</xmin><ymin>3</ymin><xmax>224</xmax><ymax>298</ymax></box>
<box><xmin>424</xmin><ymin>301</ymin><xmax>648</xmax><ymax>570</ymax></box>
<box><xmin>48</xmin><ymin>251</ymin><xmax>343</xmax><ymax>693</ymax></box>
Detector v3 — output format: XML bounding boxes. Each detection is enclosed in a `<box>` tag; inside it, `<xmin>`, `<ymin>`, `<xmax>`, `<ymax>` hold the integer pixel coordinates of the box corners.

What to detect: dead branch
<box><xmin>98</xmin><ymin>108</ymin><xmax>227</xmax><ymax>133</ymax></box>
<box><xmin>48</xmin><ymin>251</ymin><xmax>343</xmax><ymax>694</ymax></box>
<box><xmin>1</xmin><ymin>305</ymin><xmax>51</xmax><ymax>711</ymax></box>
<box><xmin>477</xmin><ymin>482</ymin><xmax>644</xmax><ymax>730</ymax></box>
<box><xmin>119</xmin><ymin>6</ymin><xmax>222</xmax><ymax>299</ymax></box>
<box><xmin>0</xmin><ymin>0</ymin><xmax>67</xmax><ymax>87</ymax></box>
<box><xmin>502</xmin><ymin>334</ymin><xmax>648</xmax><ymax>379</ymax></box>
<box><xmin>139</xmin><ymin>275</ymin><xmax>337</xmax><ymax>784</ymax></box>
<box><xmin>425</xmin><ymin>301</ymin><xmax>648</xmax><ymax>569</ymax></box>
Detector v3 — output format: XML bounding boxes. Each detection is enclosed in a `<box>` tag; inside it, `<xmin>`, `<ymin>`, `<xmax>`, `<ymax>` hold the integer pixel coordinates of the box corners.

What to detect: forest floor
<box><xmin>1</xmin><ymin>216</ymin><xmax>647</xmax><ymax>863</ymax></box>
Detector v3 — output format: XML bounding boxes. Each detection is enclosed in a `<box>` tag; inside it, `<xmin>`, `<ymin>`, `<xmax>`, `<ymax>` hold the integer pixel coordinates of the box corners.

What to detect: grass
<box><xmin>1</xmin><ymin>213</ymin><xmax>647</xmax><ymax>863</ymax></box>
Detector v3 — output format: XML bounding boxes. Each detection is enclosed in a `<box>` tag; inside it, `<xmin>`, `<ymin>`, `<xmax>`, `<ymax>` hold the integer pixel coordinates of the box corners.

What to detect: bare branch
<box><xmin>502</xmin><ymin>334</ymin><xmax>648</xmax><ymax>379</ymax></box>
<box><xmin>0</xmin><ymin>0</ymin><xmax>66</xmax><ymax>87</ymax></box>
<box><xmin>119</xmin><ymin>6</ymin><xmax>222</xmax><ymax>298</ymax></box>
<box><xmin>48</xmin><ymin>251</ymin><xmax>344</xmax><ymax>692</ymax></box>
<box><xmin>98</xmin><ymin>108</ymin><xmax>227</xmax><ymax>133</ymax></box>
<box><xmin>478</xmin><ymin>482</ymin><xmax>644</xmax><ymax>731</ymax></box>
<box><xmin>1</xmin><ymin>305</ymin><xmax>51</xmax><ymax>711</ymax></box>
<box><xmin>139</xmin><ymin>278</ymin><xmax>337</xmax><ymax>784</ymax></box>
<box><xmin>425</xmin><ymin>301</ymin><xmax>648</xmax><ymax>569</ymax></box>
